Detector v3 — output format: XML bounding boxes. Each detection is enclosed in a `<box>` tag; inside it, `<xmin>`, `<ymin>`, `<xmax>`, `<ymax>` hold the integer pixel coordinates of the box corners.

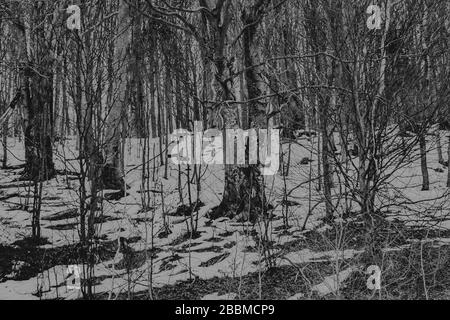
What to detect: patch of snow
<box><xmin>312</xmin><ymin>267</ymin><xmax>356</xmax><ymax>297</ymax></box>
<box><xmin>201</xmin><ymin>292</ymin><xmax>237</xmax><ymax>300</ymax></box>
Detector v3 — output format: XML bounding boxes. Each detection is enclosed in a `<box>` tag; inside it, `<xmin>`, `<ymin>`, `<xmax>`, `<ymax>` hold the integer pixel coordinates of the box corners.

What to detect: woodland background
<box><xmin>0</xmin><ymin>0</ymin><xmax>449</xmax><ymax>300</ymax></box>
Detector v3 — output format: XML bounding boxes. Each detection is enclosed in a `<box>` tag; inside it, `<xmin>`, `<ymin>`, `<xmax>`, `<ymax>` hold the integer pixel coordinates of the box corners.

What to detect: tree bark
<box><xmin>420</xmin><ymin>133</ymin><xmax>430</xmax><ymax>191</ymax></box>
<box><xmin>209</xmin><ymin>0</ymin><xmax>272</xmax><ymax>221</ymax></box>
<box><xmin>15</xmin><ymin>6</ymin><xmax>55</xmax><ymax>181</ymax></box>
<box><xmin>447</xmin><ymin>136</ymin><xmax>450</xmax><ymax>188</ymax></box>
<box><xmin>101</xmin><ymin>0</ymin><xmax>131</xmax><ymax>192</ymax></box>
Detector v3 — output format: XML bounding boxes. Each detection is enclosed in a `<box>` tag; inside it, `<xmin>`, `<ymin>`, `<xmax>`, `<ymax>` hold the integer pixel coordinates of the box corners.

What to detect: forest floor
<box><xmin>0</xmin><ymin>133</ymin><xmax>450</xmax><ymax>300</ymax></box>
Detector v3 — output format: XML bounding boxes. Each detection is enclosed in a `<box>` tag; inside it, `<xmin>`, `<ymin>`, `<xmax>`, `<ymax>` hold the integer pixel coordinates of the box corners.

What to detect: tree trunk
<box><xmin>2</xmin><ymin>122</ymin><xmax>7</xmax><ymax>169</ymax></box>
<box><xmin>320</xmin><ymin>103</ymin><xmax>334</xmax><ymax>221</ymax></box>
<box><xmin>436</xmin><ymin>131</ymin><xmax>444</xmax><ymax>164</ymax></box>
<box><xmin>23</xmin><ymin>8</ymin><xmax>55</xmax><ymax>181</ymax></box>
<box><xmin>420</xmin><ymin>133</ymin><xmax>430</xmax><ymax>191</ymax></box>
<box><xmin>101</xmin><ymin>0</ymin><xmax>130</xmax><ymax>192</ymax></box>
<box><xmin>210</xmin><ymin>1</ymin><xmax>273</xmax><ymax>222</ymax></box>
<box><xmin>419</xmin><ymin>3</ymin><xmax>430</xmax><ymax>192</ymax></box>
<box><xmin>447</xmin><ymin>136</ymin><xmax>450</xmax><ymax>188</ymax></box>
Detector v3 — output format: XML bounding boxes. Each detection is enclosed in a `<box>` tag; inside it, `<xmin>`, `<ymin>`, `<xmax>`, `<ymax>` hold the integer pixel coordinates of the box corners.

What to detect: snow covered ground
<box><xmin>0</xmin><ymin>133</ymin><xmax>449</xmax><ymax>300</ymax></box>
